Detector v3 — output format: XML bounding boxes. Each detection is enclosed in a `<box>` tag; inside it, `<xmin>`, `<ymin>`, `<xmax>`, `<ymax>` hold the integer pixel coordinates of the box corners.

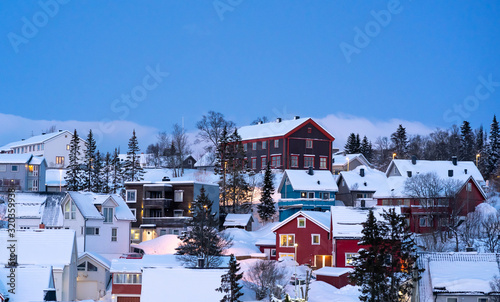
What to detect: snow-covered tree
<box><xmin>345</xmin><ymin>133</ymin><xmax>361</xmax><ymax>154</ymax></box>
<box><xmin>390</xmin><ymin>124</ymin><xmax>408</xmax><ymax>159</ymax></box>
<box><xmin>215</xmin><ymin>254</ymin><xmax>244</xmax><ymax>302</ymax></box>
<box><xmin>111</xmin><ymin>148</ymin><xmax>123</xmax><ymax>194</ymax></box>
<box><xmin>243</xmin><ymin>260</ymin><xmax>289</xmax><ymax>301</ymax></box>
<box><xmin>91</xmin><ymin>150</ymin><xmax>103</xmax><ymax>193</ymax></box>
<box><xmin>176</xmin><ymin>187</ymin><xmax>232</xmax><ymax>268</ymax></box>
<box><xmin>65</xmin><ymin>129</ymin><xmax>83</xmax><ymax>191</ymax></box>
<box><xmin>257</xmin><ymin>161</ymin><xmax>276</xmax><ymax>222</ymax></box>
<box><xmin>83</xmin><ymin>130</ymin><xmax>97</xmax><ymax>191</ymax></box>
<box><xmin>123</xmin><ymin>130</ymin><xmax>145</xmax><ymax>182</ymax></box>
<box><xmin>226</xmin><ymin>129</ymin><xmax>250</xmax><ymax>213</ymax></box>
<box><xmin>214</xmin><ymin>126</ymin><xmax>231</xmax><ymax>211</ymax></box>
<box><xmin>486</xmin><ymin>115</ymin><xmax>500</xmax><ymax>179</ymax></box>
<box><xmin>102</xmin><ymin>152</ymin><xmax>112</xmax><ymax>193</ymax></box>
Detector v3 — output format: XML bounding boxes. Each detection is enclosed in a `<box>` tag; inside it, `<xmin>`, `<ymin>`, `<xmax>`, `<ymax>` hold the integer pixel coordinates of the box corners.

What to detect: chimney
<box><xmin>308</xmin><ymin>166</ymin><xmax>314</xmax><ymax>175</ymax></box>
<box><xmin>59</xmin><ymin>130</ymin><xmax>62</xmax><ymax>132</ymax></box>
<box><xmin>360</xmin><ymin>168</ymin><xmax>365</xmax><ymax>177</ymax></box>
<box><xmin>411</xmin><ymin>155</ymin><xmax>417</xmax><ymax>165</ymax></box>
<box><xmin>162</xmin><ymin>176</ymin><xmax>170</xmax><ymax>182</ymax></box>
<box><xmin>448</xmin><ymin>170</ymin><xmax>454</xmax><ymax>177</ymax></box>
<box><xmin>294</xmin><ymin>116</ymin><xmax>300</xmax><ymax>120</ymax></box>
<box><xmin>197</xmin><ymin>258</ymin><xmax>205</xmax><ymax>268</ymax></box>
<box><xmin>464</xmin><ymin>169</ymin><xmax>468</xmax><ymax>175</ymax></box>
<box><xmin>258</xmin><ymin>121</ymin><xmax>263</xmax><ymax>125</ymax></box>
<box><xmin>41</xmin><ymin>133</ymin><xmax>46</xmax><ymax>135</ymax></box>
<box><xmin>452</xmin><ymin>156</ymin><xmax>457</xmax><ymax>166</ymax></box>
<box><xmin>276</xmin><ymin>118</ymin><xmax>282</xmax><ymax>123</ymax></box>
<box><xmin>39</xmin><ymin>222</ymin><xmax>45</xmax><ymax>229</ymax></box>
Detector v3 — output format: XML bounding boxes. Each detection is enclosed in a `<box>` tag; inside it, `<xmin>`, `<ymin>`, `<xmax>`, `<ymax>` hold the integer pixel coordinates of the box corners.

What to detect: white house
<box><xmin>0</xmin><ymin>229</ymin><xmax>78</xmax><ymax>301</ymax></box>
<box><xmin>62</xmin><ymin>192</ymin><xmax>136</xmax><ymax>256</ymax></box>
<box><xmin>76</xmin><ymin>251</ymin><xmax>111</xmax><ymax>301</ymax></box>
<box><xmin>0</xmin><ymin>130</ymin><xmax>85</xmax><ymax>168</ymax></box>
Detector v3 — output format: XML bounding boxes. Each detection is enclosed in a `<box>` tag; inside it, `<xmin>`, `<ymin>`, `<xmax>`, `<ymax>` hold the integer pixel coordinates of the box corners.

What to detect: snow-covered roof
<box><xmin>1</xmin><ymin>130</ymin><xmax>72</xmax><ymax>149</ymax></box>
<box><xmin>131</xmin><ymin>235</ymin><xmax>182</xmax><ymax>255</ymax></box>
<box><xmin>40</xmin><ymin>194</ymin><xmax>65</xmax><ymax>227</ymax></box>
<box><xmin>12</xmin><ymin>193</ymin><xmax>47</xmax><ymax>219</ymax></box>
<box><xmin>45</xmin><ymin>169</ymin><xmax>67</xmax><ymax>186</ymax></box>
<box><xmin>314</xmin><ymin>266</ymin><xmax>353</xmax><ymax>277</ymax></box>
<box><xmin>78</xmin><ymin>251</ymin><xmax>111</xmax><ymax>270</ymax></box>
<box><xmin>0</xmin><ymin>229</ymin><xmax>75</xmax><ymax>266</ymax></box>
<box><xmin>272</xmin><ymin>210</ymin><xmax>331</xmax><ymax>233</ymax></box>
<box><xmin>194</xmin><ymin>151</ymin><xmax>215</xmax><ymax>167</ymax></box>
<box><xmin>238</xmin><ymin>117</ymin><xmax>334</xmax><ymax>141</ymax></box>
<box><xmin>0</xmin><ymin>153</ymin><xmax>33</xmax><ymax>164</ymax></box>
<box><xmin>110</xmin><ymin>254</ymin><xmax>230</xmax><ymax>273</ymax></box>
<box><xmin>141</xmin><ymin>268</ymin><xmax>226</xmax><ymax>301</ymax></box>
<box><xmin>332</xmin><ymin>153</ymin><xmax>371</xmax><ymax>167</ymax></box>
<box><xmin>279</xmin><ymin>169</ymin><xmax>338</xmax><ymax>192</ymax></box>
<box><xmin>418</xmin><ymin>253</ymin><xmax>500</xmax><ymax>302</ymax></box>
<box><xmin>223</xmin><ymin>213</ymin><xmax>253</xmax><ymax>227</ymax></box>
<box><xmin>111</xmin><ymin>194</ymin><xmax>136</xmax><ymax>221</ymax></box>
<box><xmin>339</xmin><ymin>165</ymin><xmax>387</xmax><ymax>192</ymax></box>
<box><xmin>331</xmin><ymin>206</ymin><xmax>400</xmax><ymax>238</ymax></box>
<box><xmin>65</xmin><ymin>192</ymin><xmax>135</xmax><ymax>221</ymax></box>
<box><xmin>0</xmin><ymin>265</ymin><xmax>53</xmax><ymax>302</ymax></box>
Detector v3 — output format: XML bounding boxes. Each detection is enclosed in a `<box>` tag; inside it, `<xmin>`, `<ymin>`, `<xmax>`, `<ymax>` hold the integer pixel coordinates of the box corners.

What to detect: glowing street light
<box><xmin>294</xmin><ymin>243</ymin><xmax>299</xmax><ymax>298</ymax></box>
<box><xmin>393</xmin><ymin>153</ymin><xmax>397</xmax><ymax>160</ymax></box>
<box><xmin>476</xmin><ymin>153</ymin><xmax>480</xmax><ymax>166</ymax></box>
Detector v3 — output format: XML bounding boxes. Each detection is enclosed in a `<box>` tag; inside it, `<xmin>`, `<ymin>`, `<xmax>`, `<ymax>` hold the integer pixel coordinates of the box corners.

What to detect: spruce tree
<box><xmin>215</xmin><ymin>254</ymin><xmax>244</xmax><ymax>302</ymax></box>
<box><xmin>111</xmin><ymin>148</ymin><xmax>123</xmax><ymax>194</ymax></box>
<box><xmin>257</xmin><ymin>161</ymin><xmax>276</xmax><ymax>222</ymax></box>
<box><xmin>91</xmin><ymin>150</ymin><xmax>103</xmax><ymax>193</ymax></box>
<box><xmin>486</xmin><ymin>115</ymin><xmax>500</xmax><ymax>178</ymax></box>
<box><xmin>226</xmin><ymin>129</ymin><xmax>250</xmax><ymax>213</ymax></box>
<box><xmin>344</xmin><ymin>133</ymin><xmax>357</xmax><ymax>154</ymax></box>
<box><xmin>360</xmin><ymin>136</ymin><xmax>373</xmax><ymax>162</ymax></box>
<box><xmin>123</xmin><ymin>130</ymin><xmax>145</xmax><ymax>182</ymax></box>
<box><xmin>83</xmin><ymin>130</ymin><xmax>97</xmax><ymax>191</ymax></box>
<box><xmin>65</xmin><ymin>129</ymin><xmax>83</xmax><ymax>191</ymax></box>
<box><xmin>459</xmin><ymin>121</ymin><xmax>475</xmax><ymax>161</ymax></box>
<box><xmin>102</xmin><ymin>152</ymin><xmax>112</xmax><ymax>193</ymax></box>
<box><xmin>390</xmin><ymin>124</ymin><xmax>408</xmax><ymax>159</ymax></box>
<box><xmin>476</xmin><ymin>125</ymin><xmax>486</xmax><ymax>175</ymax></box>
<box><xmin>214</xmin><ymin>126</ymin><xmax>230</xmax><ymax>211</ymax></box>
<box><xmin>176</xmin><ymin>187</ymin><xmax>232</xmax><ymax>268</ymax></box>
<box><xmin>355</xmin><ymin>134</ymin><xmax>361</xmax><ymax>153</ymax></box>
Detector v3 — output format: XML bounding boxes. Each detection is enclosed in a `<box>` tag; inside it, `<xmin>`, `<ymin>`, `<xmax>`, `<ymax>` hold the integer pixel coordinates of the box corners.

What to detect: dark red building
<box><xmin>238</xmin><ymin>117</ymin><xmax>335</xmax><ymax>171</ymax></box>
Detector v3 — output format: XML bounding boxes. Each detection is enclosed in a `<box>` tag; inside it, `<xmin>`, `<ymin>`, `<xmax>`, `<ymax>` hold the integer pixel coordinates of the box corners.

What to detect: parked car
<box><xmin>119</xmin><ymin>253</ymin><xmax>143</xmax><ymax>259</ymax></box>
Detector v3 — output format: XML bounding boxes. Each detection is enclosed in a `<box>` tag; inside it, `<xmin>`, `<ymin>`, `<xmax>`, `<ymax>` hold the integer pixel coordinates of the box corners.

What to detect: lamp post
<box><xmin>476</xmin><ymin>153</ymin><xmax>480</xmax><ymax>167</ymax></box>
<box><xmin>393</xmin><ymin>153</ymin><xmax>397</xmax><ymax>160</ymax></box>
<box><xmin>294</xmin><ymin>243</ymin><xmax>298</xmax><ymax>298</ymax></box>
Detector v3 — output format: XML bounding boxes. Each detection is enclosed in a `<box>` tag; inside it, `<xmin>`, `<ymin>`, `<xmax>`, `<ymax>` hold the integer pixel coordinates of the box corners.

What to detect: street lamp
<box><xmin>392</xmin><ymin>153</ymin><xmax>397</xmax><ymax>160</ymax></box>
<box><xmin>346</xmin><ymin>157</ymin><xmax>349</xmax><ymax>171</ymax></box>
<box><xmin>476</xmin><ymin>153</ymin><xmax>480</xmax><ymax>166</ymax></box>
<box><xmin>294</xmin><ymin>243</ymin><xmax>299</xmax><ymax>298</ymax></box>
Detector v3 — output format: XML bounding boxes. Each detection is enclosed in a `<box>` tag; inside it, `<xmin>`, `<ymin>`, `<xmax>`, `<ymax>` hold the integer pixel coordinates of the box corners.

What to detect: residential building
<box><xmin>0</xmin><ymin>154</ymin><xmax>47</xmax><ymax>192</ymax></box>
<box><xmin>223</xmin><ymin>213</ymin><xmax>254</xmax><ymax>231</ymax></box>
<box><xmin>417</xmin><ymin>252</ymin><xmax>500</xmax><ymax>302</ymax></box>
<box><xmin>277</xmin><ymin>168</ymin><xmax>338</xmax><ymax>221</ymax></box>
<box><xmin>124</xmin><ymin>180</ymin><xmax>219</xmax><ymax>243</ymax></box>
<box><xmin>336</xmin><ymin>165</ymin><xmax>385</xmax><ymax>207</ymax></box>
<box><xmin>0</xmin><ymin>130</ymin><xmax>85</xmax><ymax>168</ymax></box>
<box><xmin>61</xmin><ymin>192</ymin><xmax>136</xmax><ymax>255</ymax></box>
<box><xmin>313</xmin><ymin>267</ymin><xmax>353</xmax><ymax>289</ymax></box>
<box><xmin>332</xmin><ymin>152</ymin><xmax>373</xmax><ymax>175</ymax></box>
<box><xmin>0</xmin><ymin>229</ymin><xmax>78</xmax><ymax>301</ymax></box>
<box><xmin>76</xmin><ymin>252</ymin><xmax>111</xmax><ymax>301</ymax></box>
<box><xmin>238</xmin><ymin>117</ymin><xmax>335</xmax><ymax>172</ymax></box>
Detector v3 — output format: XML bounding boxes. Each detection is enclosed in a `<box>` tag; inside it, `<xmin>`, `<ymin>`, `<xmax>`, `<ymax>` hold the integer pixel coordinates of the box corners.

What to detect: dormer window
<box><xmin>103</xmin><ymin>207</ymin><xmax>114</xmax><ymax>223</ymax></box>
<box><xmin>65</xmin><ymin>200</ymin><xmax>76</xmax><ymax>220</ymax></box>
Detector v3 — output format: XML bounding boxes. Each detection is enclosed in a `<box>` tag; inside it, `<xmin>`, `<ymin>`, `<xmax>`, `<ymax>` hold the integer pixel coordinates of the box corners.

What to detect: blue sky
<box><xmin>0</xmin><ymin>1</ymin><xmax>499</xmax><ymax>153</ymax></box>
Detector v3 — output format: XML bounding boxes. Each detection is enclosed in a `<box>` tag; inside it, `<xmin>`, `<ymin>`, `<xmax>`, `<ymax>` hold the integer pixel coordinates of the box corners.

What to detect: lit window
<box><xmin>56</xmin><ymin>156</ymin><xmax>65</xmax><ymax>166</ymax></box>
<box><xmin>274</xmin><ymin>140</ymin><xmax>279</xmax><ymax>148</ymax></box>
<box><xmin>111</xmin><ymin>228</ymin><xmax>117</xmax><ymax>242</ymax></box>
<box><xmin>126</xmin><ymin>190</ymin><xmax>137</xmax><ymax>202</ymax></box>
<box><xmin>345</xmin><ymin>253</ymin><xmax>359</xmax><ymax>266</ymax></box>
<box><xmin>297</xmin><ymin>218</ymin><xmax>306</xmax><ymax>228</ymax></box>
<box><xmin>280</xmin><ymin>234</ymin><xmax>295</xmax><ymax>247</ymax></box>
<box><xmin>174</xmin><ymin>190</ymin><xmax>184</xmax><ymax>202</ymax></box>
<box><xmin>291</xmin><ymin>155</ymin><xmax>298</xmax><ymax>168</ymax></box>
<box><xmin>66</xmin><ymin>144</ymin><xmax>70</xmax><ymax>150</ymax></box>
<box><xmin>306</xmin><ymin>140</ymin><xmax>313</xmax><ymax>148</ymax></box>
<box><xmin>304</xmin><ymin>156</ymin><xmax>314</xmax><ymax>168</ymax></box>
<box><xmin>320</xmin><ymin>157</ymin><xmax>327</xmax><ymax>169</ymax></box>
<box><xmin>301</xmin><ymin>192</ymin><xmax>307</xmax><ymax>198</ymax></box>
<box><xmin>312</xmin><ymin>234</ymin><xmax>320</xmax><ymax>245</ymax></box>
<box><xmin>113</xmin><ymin>273</ymin><xmax>142</xmax><ymax>284</ymax></box>
<box><xmin>64</xmin><ymin>200</ymin><xmax>76</xmax><ymax>220</ymax></box>
<box><xmin>103</xmin><ymin>207</ymin><xmax>114</xmax><ymax>223</ymax></box>
<box><xmin>262</xmin><ymin>141</ymin><xmax>267</xmax><ymax>149</ymax></box>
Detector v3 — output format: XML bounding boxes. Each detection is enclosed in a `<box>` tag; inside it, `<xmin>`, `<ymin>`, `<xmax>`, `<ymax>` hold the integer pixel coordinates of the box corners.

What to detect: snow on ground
<box><xmin>131</xmin><ymin>234</ymin><xmax>181</xmax><ymax>254</ymax></box>
<box><xmin>224</xmin><ymin>222</ymin><xmax>279</xmax><ymax>257</ymax></box>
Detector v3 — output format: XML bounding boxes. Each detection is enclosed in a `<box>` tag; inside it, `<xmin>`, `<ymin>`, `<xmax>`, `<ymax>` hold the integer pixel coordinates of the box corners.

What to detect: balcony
<box><xmin>142</xmin><ymin>217</ymin><xmax>192</xmax><ymax>228</ymax></box>
<box><xmin>278</xmin><ymin>198</ymin><xmax>337</xmax><ymax>210</ymax></box>
<box><xmin>143</xmin><ymin>198</ymin><xmax>172</xmax><ymax>208</ymax></box>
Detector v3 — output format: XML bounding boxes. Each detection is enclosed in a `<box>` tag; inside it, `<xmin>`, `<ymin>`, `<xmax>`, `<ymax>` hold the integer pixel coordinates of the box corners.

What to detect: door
<box><xmin>117</xmin><ymin>297</ymin><xmax>141</xmax><ymax>302</ymax></box>
<box><xmin>314</xmin><ymin>255</ymin><xmax>333</xmax><ymax>268</ymax></box>
<box><xmin>77</xmin><ymin>281</ymin><xmax>98</xmax><ymax>300</ymax></box>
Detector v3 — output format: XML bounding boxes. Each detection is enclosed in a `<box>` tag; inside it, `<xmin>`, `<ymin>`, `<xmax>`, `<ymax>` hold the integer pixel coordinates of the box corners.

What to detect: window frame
<box><xmin>304</xmin><ymin>156</ymin><xmax>314</xmax><ymax>168</ymax></box>
<box><xmin>271</xmin><ymin>155</ymin><xmax>281</xmax><ymax>168</ymax></box>
<box><xmin>297</xmin><ymin>217</ymin><xmax>306</xmax><ymax>228</ymax></box>
<box><xmin>174</xmin><ymin>190</ymin><xmax>184</xmax><ymax>202</ymax></box>
<box><xmin>251</xmin><ymin>157</ymin><xmax>257</xmax><ymax>169</ymax></box>
<box><xmin>306</xmin><ymin>139</ymin><xmax>313</xmax><ymax>149</ymax></box>
<box><xmin>173</xmin><ymin>209</ymin><xmax>184</xmax><ymax>217</ymax></box>
<box><xmin>113</xmin><ymin>273</ymin><xmax>142</xmax><ymax>284</ymax></box>
<box><xmin>319</xmin><ymin>156</ymin><xmax>328</xmax><ymax>169</ymax></box>
<box><xmin>64</xmin><ymin>200</ymin><xmax>76</xmax><ymax>220</ymax></box>
<box><xmin>345</xmin><ymin>253</ymin><xmax>359</xmax><ymax>266</ymax></box>
<box><xmin>85</xmin><ymin>227</ymin><xmax>100</xmax><ymax>236</ymax></box>
<box><xmin>274</xmin><ymin>139</ymin><xmax>279</xmax><ymax>148</ymax></box>
<box><xmin>290</xmin><ymin>155</ymin><xmax>299</xmax><ymax>168</ymax></box>
<box><xmin>103</xmin><ymin>207</ymin><xmax>114</xmax><ymax>223</ymax></box>
<box><xmin>311</xmin><ymin>234</ymin><xmax>320</xmax><ymax>245</ymax></box>
<box><xmin>252</xmin><ymin>142</ymin><xmax>257</xmax><ymax>150</ymax></box>
<box><xmin>261</xmin><ymin>156</ymin><xmax>267</xmax><ymax>169</ymax></box>
<box><xmin>279</xmin><ymin>234</ymin><xmax>295</xmax><ymax>247</ymax></box>
<box><xmin>11</xmin><ymin>165</ymin><xmax>18</xmax><ymax>172</ymax></box>
<box><xmin>262</xmin><ymin>141</ymin><xmax>267</xmax><ymax>149</ymax></box>
<box><xmin>126</xmin><ymin>190</ymin><xmax>137</xmax><ymax>203</ymax></box>
<box><xmin>111</xmin><ymin>228</ymin><xmax>117</xmax><ymax>242</ymax></box>
<box><xmin>56</xmin><ymin>156</ymin><xmax>65</xmax><ymax>166</ymax></box>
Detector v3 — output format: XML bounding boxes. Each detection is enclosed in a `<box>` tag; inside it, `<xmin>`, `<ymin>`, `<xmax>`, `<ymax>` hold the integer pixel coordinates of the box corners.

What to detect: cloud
<box><xmin>316</xmin><ymin>113</ymin><xmax>435</xmax><ymax>149</ymax></box>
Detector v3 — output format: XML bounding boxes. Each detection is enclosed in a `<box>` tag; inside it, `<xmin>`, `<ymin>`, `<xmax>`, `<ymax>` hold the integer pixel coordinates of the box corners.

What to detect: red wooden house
<box><xmin>238</xmin><ymin>117</ymin><xmax>335</xmax><ymax>171</ymax></box>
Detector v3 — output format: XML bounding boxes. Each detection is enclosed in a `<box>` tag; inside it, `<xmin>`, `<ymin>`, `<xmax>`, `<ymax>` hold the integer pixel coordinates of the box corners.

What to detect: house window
<box><xmin>274</xmin><ymin>139</ymin><xmax>279</xmax><ymax>148</ymax></box>
<box><xmin>174</xmin><ymin>190</ymin><xmax>184</xmax><ymax>202</ymax></box>
<box><xmin>321</xmin><ymin>192</ymin><xmax>329</xmax><ymax>200</ymax></box>
<box><xmin>307</xmin><ymin>127</ymin><xmax>312</xmax><ymax>134</ymax></box>
<box><xmin>311</xmin><ymin>234</ymin><xmax>320</xmax><ymax>245</ymax></box>
<box><xmin>446</xmin><ymin>299</ymin><xmax>458</xmax><ymax>302</ymax></box>
<box><xmin>11</xmin><ymin>165</ymin><xmax>18</xmax><ymax>172</ymax></box>
<box><xmin>131</xmin><ymin>208</ymin><xmax>136</xmax><ymax>217</ymax></box>
<box><xmin>261</xmin><ymin>156</ymin><xmax>267</xmax><ymax>169</ymax></box>
<box><xmin>319</xmin><ymin>157</ymin><xmax>327</xmax><ymax>169</ymax></box>
<box><xmin>252</xmin><ymin>142</ymin><xmax>257</xmax><ymax>150</ymax></box>
<box><xmin>308</xmin><ymin>192</ymin><xmax>315</xmax><ymax>199</ymax></box>
<box><xmin>174</xmin><ymin>210</ymin><xmax>184</xmax><ymax>217</ymax></box>
<box><xmin>271</xmin><ymin>155</ymin><xmax>281</xmax><ymax>168</ymax></box>
<box><xmin>150</xmin><ymin>209</ymin><xmax>162</xmax><ymax>217</ymax></box>
<box><xmin>280</xmin><ymin>234</ymin><xmax>295</xmax><ymax>247</ymax></box>
<box><xmin>64</xmin><ymin>200</ymin><xmax>76</xmax><ymax>220</ymax></box>
<box><xmin>77</xmin><ymin>262</ymin><xmax>86</xmax><ymax>271</ymax></box>
<box><xmin>297</xmin><ymin>218</ymin><xmax>306</xmax><ymax>228</ymax></box>
<box><xmin>86</xmin><ymin>227</ymin><xmax>100</xmax><ymax>235</ymax></box>
<box><xmin>467</xmin><ymin>182</ymin><xmax>472</xmax><ymax>191</ymax></box>
<box><xmin>304</xmin><ymin>156</ymin><xmax>314</xmax><ymax>168</ymax></box>
<box><xmin>113</xmin><ymin>273</ymin><xmax>142</xmax><ymax>284</ymax></box>
<box><xmin>262</xmin><ymin>141</ymin><xmax>267</xmax><ymax>149</ymax></box>
<box><xmin>0</xmin><ymin>165</ymin><xmax>6</xmax><ymax>172</ymax></box>
<box><xmin>419</xmin><ymin>217</ymin><xmax>432</xmax><ymax>227</ymax></box>
<box><xmin>78</xmin><ymin>261</ymin><xmax>98</xmax><ymax>271</ymax></box>
<box><xmin>477</xmin><ymin>298</ymin><xmax>488</xmax><ymax>302</ymax></box>
<box><xmin>251</xmin><ymin>157</ymin><xmax>257</xmax><ymax>169</ymax></box>
<box><xmin>66</xmin><ymin>144</ymin><xmax>70</xmax><ymax>150</ymax></box>
<box><xmin>271</xmin><ymin>249</ymin><xmax>277</xmax><ymax>257</ymax></box>
<box><xmin>306</xmin><ymin>140</ymin><xmax>313</xmax><ymax>148</ymax></box>
<box><xmin>31</xmin><ymin>179</ymin><xmax>38</xmax><ymax>191</ymax></box>
<box><xmin>37</xmin><ymin>144</ymin><xmax>40</xmax><ymax>151</ymax></box>
<box><xmin>243</xmin><ymin>144</ymin><xmax>247</xmax><ymax>152</ymax></box>
<box><xmin>126</xmin><ymin>190</ymin><xmax>137</xmax><ymax>203</ymax></box>
<box><xmin>291</xmin><ymin>155</ymin><xmax>298</xmax><ymax>168</ymax></box>
<box><xmin>103</xmin><ymin>207</ymin><xmax>114</xmax><ymax>223</ymax></box>
<box><xmin>56</xmin><ymin>156</ymin><xmax>65</xmax><ymax>166</ymax></box>
<box><xmin>111</xmin><ymin>228</ymin><xmax>117</xmax><ymax>242</ymax></box>
<box><xmin>345</xmin><ymin>253</ymin><xmax>359</xmax><ymax>266</ymax></box>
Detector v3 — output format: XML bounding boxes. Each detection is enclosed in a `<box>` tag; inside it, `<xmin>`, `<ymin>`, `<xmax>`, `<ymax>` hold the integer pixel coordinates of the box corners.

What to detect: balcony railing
<box><xmin>278</xmin><ymin>198</ymin><xmax>336</xmax><ymax>209</ymax></box>
<box><xmin>143</xmin><ymin>198</ymin><xmax>173</xmax><ymax>208</ymax></box>
<box><xmin>142</xmin><ymin>217</ymin><xmax>192</xmax><ymax>227</ymax></box>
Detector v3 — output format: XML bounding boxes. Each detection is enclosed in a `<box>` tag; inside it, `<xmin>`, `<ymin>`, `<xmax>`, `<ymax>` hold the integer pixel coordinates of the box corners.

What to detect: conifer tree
<box><xmin>65</xmin><ymin>129</ymin><xmax>83</xmax><ymax>191</ymax></box>
<box><xmin>176</xmin><ymin>187</ymin><xmax>232</xmax><ymax>268</ymax></box>
<box><xmin>257</xmin><ymin>161</ymin><xmax>276</xmax><ymax>222</ymax></box>
<box><xmin>215</xmin><ymin>254</ymin><xmax>244</xmax><ymax>302</ymax></box>
<box><xmin>91</xmin><ymin>150</ymin><xmax>103</xmax><ymax>193</ymax></box>
<box><xmin>390</xmin><ymin>124</ymin><xmax>408</xmax><ymax>159</ymax></box>
<box><xmin>459</xmin><ymin>121</ymin><xmax>475</xmax><ymax>161</ymax></box>
<box><xmin>214</xmin><ymin>126</ymin><xmax>230</xmax><ymax>211</ymax></box>
<box><xmin>111</xmin><ymin>148</ymin><xmax>123</xmax><ymax>194</ymax></box>
<box><xmin>226</xmin><ymin>129</ymin><xmax>250</xmax><ymax>213</ymax></box>
<box><xmin>476</xmin><ymin>125</ymin><xmax>486</xmax><ymax>175</ymax></box>
<box><xmin>360</xmin><ymin>136</ymin><xmax>373</xmax><ymax>162</ymax></box>
<box><xmin>102</xmin><ymin>152</ymin><xmax>112</xmax><ymax>193</ymax></box>
<box><xmin>123</xmin><ymin>130</ymin><xmax>145</xmax><ymax>182</ymax></box>
<box><xmin>83</xmin><ymin>130</ymin><xmax>97</xmax><ymax>191</ymax></box>
<box><xmin>486</xmin><ymin>115</ymin><xmax>500</xmax><ymax>179</ymax></box>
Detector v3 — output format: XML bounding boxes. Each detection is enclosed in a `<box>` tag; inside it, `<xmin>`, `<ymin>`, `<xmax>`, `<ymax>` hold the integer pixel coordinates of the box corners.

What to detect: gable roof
<box><xmin>41</xmin><ymin>194</ymin><xmax>65</xmax><ymax>227</ymax></box>
<box><xmin>1</xmin><ymin>130</ymin><xmax>73</xmax><ymax>149</ymax></box>
<box><xmin>65</xmin><ymin>192</ymin><xmax>135</xmax><ymax>221</ymax></box>
<box><xmin>332</xmin><ymin>153</ymin><xmax>372</xmax><ymax>168</ymax></box>
<box><xmin>0</xmin><ymin>265</ymin><xmax>54</xmax><ymax>302</ymax></box>
<box><xmin>223</xmin><ymin>214</ymin><xmax>254</xmax><ymax>227</ymax></box>
<box><xmin>279</xmin><ymin>169</ymin><xmax>338</xmax><ymax>192</ymax></box>
<box><xmin>238</xmin><ymin>117</ymin><xmax>334</xmax><ymax>141</ymax></box>
<box><xmin>338</xmin><ymin>165</ymin><xmax>387</xmax><ymax>193</ymax></box>
<box><xmin>0</xmin><ymin>154</ymin><xmax>33</xmax><ymax>164</ymax></box>
<box><xmin>331</xmin><ymin>206</ymin><xmax>400</xmax><ymax>238</ymax></box>
<box><xmin>418</xmin><ymin>252</ymin><xmax>500</xmax><ymax>302</ymax></box>
<box><xmin>272</xmin><ymin>210</ymin><xmax>331</xmax><ymax>233</ymax></box>
<box><xmin>78</xmin><ymin>252</ymin><xmax>111</xmax><ymax>270</ymax></box>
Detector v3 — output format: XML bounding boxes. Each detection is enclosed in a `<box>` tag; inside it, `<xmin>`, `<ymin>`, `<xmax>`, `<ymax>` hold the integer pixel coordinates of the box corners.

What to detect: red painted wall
<box><xmin>112</xmin><ymin>284</ymin><xmax>142</xmax><ymax>295</ymax></box>
<box><xmin>274</xmin><ymin>214</ymin><xmax>332</xmax><ymax>266</ymax></box>
<box><xmin>316</xmin><ymin>273</ymin><xmax>351</xmax><ymax>289</ymax></box>
<box><xmin>334</xmin><ymin>239</ymin><xmax>364</xmax><ymax>268</ymax></box>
